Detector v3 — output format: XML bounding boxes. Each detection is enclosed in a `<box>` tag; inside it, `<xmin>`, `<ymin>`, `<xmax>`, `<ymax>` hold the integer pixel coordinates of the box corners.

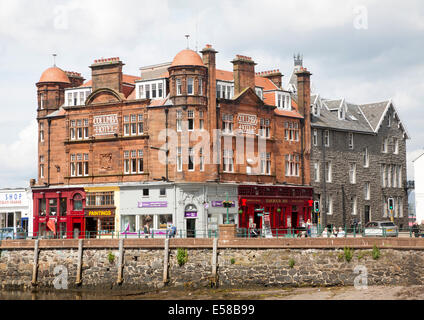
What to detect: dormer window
<box><xmin>338</xmin><ymin>106</ymin><xmax>346</xmax><ymax>120</ymax></box>
<box><xmin>216</xmin><ymin>81</ymin><xmax>234</xmax><ymax>99</ymax></box>
<box><xmin>276</xmin><ymin>92</ymin><xmax>291</xmax><ymax>110</ymax></box>
<box><xmin>137</xmin><ymin>80</ymin><xmax>165</xmax><ymax>100</ymax></box>
<box><xmin>65</xmin><ymin>89</ymin><xmax>92</xmax><ymax>106</ymax></box>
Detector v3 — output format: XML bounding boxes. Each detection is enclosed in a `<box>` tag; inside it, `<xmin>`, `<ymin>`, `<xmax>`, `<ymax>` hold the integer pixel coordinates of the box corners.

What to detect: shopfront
<box><xmin>0</xmin><ymin>188</ymin><xmax>32</xmax><ymax>234</ymax></box>
<box><xmin>32</xmin><ymin>188</ymin><xmax>85</xmax><ymax>238</ymax></box>
<box><xmin>120</xmin><ymin>184</ymin><xmax>174</xmax><ymax>238</ymax></box>
<box><xmin>84</xmin><ymin>186</ymin><xmax>119</xmax><ymax>238</ymax></box>
<box><xmin>238</xmin><ymin>185</ymin><xmax>313</xmax><ymax>235</ymax></box>
<box><xmin>206</xmin><ymin>185</ymin><xmax>238</xmax><ymax>235</ymax></box>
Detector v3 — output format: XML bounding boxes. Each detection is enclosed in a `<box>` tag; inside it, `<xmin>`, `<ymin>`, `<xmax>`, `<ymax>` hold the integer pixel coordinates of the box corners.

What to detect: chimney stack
<box><xmin>89</xmin><ymin>57</ymin><xmax>124</xmax><ymax>93</ymax></box>
<box><xmin>65</xmin><ymin>71</ymin><xmax>85</xmax><ymax>88</ymax></box>
<box><xmin>296</xmin><ymin>66</ymin><xmax>312</xmax><ymax>186</ymax></box>
<box><xmin>257</xmin><ymin>69</ymin><xmax>283</xmax><ymax>89</ymax></box>
<box><xmin>231</xmin><ymin>55</ymin><xmax>256</xmax><ymax>96</ymax></box>
<box><xmin>200</xmin><ymin>44</ymin><xmax>219</xmax><ymax>181</ymax></box>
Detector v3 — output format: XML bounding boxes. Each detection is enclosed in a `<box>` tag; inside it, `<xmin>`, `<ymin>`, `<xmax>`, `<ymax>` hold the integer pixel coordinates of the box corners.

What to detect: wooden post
<box><xmin>117</xmin><ymin>239</ymin><xmax>124</xmax><ymax>285</ymax></box>
<box><xmin>31</xmin><ymin>240</ymin><xmax>39</xmax><ymax>286</ymax></box>
<box><xmin>211</xmin><ymin>237</ymin><xmax>218</xmax><ymax>287</ymax></box>
<box><xmin>163</xmin><ymin>238</ymin><xmax>169</xmax><ymax>284</ymax></box>
<box><xmin>75</xmin><ymin>239</ymin><xmax>83</xmax><ymax>286</ymax></box>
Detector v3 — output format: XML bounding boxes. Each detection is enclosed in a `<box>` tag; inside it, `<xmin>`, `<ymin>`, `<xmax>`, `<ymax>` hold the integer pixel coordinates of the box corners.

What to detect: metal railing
<box><xmin>0</xmin><ymin>229</ymin><xmax>220</xmax><ymax>240</ymax></box>
<box><xmin>1</xmin><ymin>226</ymin><xmax>423</xmax><ymax>240</ymax></box>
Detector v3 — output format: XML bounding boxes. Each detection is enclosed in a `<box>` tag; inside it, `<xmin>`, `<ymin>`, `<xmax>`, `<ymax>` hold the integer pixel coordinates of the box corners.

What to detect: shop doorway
<box><xmin>85</xmin><ymin>217</ymin><xmax>97</xmax><ymax>238</ymax></box>
<box><xmin>186</xmin><ymin>219</ymin><xmax>195</xmax><ymax>238</ymax></box>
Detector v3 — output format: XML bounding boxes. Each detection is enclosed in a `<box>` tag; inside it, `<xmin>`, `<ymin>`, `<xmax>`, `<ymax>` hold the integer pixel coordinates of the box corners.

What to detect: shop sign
<box><xmin>85</xmin><ymin>209</ymin><xmax>114</xmax><ymax>217</ymax></box>
<box><xmin>265</xmin><ymin>199</ymin><xmax>288</xmax><ymax>204</ymax></box>
<box><xmin>138</xmin><ymin>201</ymin><xmax>168</xmax><ymax>208</ymax></box>
<box><xmin>0</xmin><ymin>192</ymin><xmax>25</xmax><ymax>207</ymax></box>
<box><xmin>184</xmin><ymin>211</ymin><xmax>197</xmax><ymax>218</ymax></box>
<box><xmin>211</xmin><ymin>200</ymin><xmax>235</xmax><ymax>207</ymax></box>
<box><xmin>237</xmin><ymin>113</ymin><xmax>257</xmax><ymax>134</ymax></box>
<box><xmin>93</xmin><ymin>114</ymin><xmax>118</xmax><ymax>136</ymax></box>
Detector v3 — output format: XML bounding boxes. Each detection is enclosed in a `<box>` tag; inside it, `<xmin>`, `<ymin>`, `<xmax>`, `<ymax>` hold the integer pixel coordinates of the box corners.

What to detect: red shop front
<box><xmin>32</xmin><ymin>187</ymin><xmax>86</xmax><ymax>239</ymax></box>
<box><xmin>238</xmin><ymin>185</ymin><xmax>313</xmax><ymax>234</ymax></box>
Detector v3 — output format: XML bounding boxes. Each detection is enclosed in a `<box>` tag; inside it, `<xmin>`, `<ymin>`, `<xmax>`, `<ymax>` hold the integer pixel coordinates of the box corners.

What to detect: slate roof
<box><xmin>358</xmin><ymin>101</ymin><xmax>390</xmax><ymax>131</ymax></box>
<box><xmin>311</xmin><ymin>101</ymin><xmax>374</xmax><ymax>134</ymax></box>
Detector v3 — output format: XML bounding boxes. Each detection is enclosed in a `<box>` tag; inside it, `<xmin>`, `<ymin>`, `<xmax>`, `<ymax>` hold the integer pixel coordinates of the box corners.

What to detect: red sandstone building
<box><xmin>32</xmin><ymin>45</ymin><xmax>313</xmax><ymax>238</ymax></box>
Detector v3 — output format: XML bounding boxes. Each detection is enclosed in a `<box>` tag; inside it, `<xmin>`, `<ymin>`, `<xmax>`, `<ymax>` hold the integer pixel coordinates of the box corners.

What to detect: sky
<box><xmin>0</xmin><ymin>0</ymin><xmax>423</xmax><ymax>188</ymax></box>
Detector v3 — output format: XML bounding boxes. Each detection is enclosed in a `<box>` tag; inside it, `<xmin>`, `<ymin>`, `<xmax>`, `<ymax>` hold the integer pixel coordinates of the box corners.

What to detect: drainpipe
<box><xmin>300</xmin><ymin>118</ymin><xmax>305</xmax><ymax>186</ymax></box>
<box><xmin>47</xmin><ymin>118</ymin><xmax>52</xmax><ymax>186</ymax></box>
<box><xmin>165</xmin><ymin>107</ymin><xmax>169</xmax><ymax>181</ymax></box>
<box><xmin>321</xmin><ymin>129</ymin><xmax>327</xmax><ymax>228</ymax></box>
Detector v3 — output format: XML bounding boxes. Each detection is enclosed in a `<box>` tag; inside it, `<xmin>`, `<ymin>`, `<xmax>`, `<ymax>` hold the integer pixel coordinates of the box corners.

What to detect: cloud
<box><xmin>0</xmin><ymin>0</ymin><xmax>423</xmax><ymax>185</ymax></box>
<box><xmin>0</xmin><ymin>120</ymin><xmax>37</xmax><ymax>188</ymax></box>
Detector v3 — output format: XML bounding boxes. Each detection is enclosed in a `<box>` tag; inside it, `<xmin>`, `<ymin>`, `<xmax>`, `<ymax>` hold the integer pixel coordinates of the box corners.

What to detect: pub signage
<box><xmin>93</xmin><ymin>114</ymin><xmax>118</xmax><ymax>136</ymax></box>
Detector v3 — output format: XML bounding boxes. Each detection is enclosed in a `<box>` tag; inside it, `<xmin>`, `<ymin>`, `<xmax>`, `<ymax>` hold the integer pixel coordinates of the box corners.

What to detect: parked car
<box><xmin>0</xmin><ymin>227</ymin><xmax>26</xmax><ymax>240</ymax></box>
<box><xmin>363</xmin><ymin>221</ymin><xmax>398</xmax><ymax>237</ymax></box>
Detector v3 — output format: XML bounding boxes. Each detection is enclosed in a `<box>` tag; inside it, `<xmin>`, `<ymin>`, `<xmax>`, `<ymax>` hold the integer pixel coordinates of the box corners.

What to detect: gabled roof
<box><xmin>358</xmin><ymin>100</ymin><xmax>390</xmax><ymax>131</ymax></box>
<box><xmin>311</xmin><ymin>95</ymin><xmax>410</xmax><ymax>138</ymax></box>
<box><xmin>322</xmin><ymin>99</ymin><xmax>343</xmax><ymax>111</ymax></box>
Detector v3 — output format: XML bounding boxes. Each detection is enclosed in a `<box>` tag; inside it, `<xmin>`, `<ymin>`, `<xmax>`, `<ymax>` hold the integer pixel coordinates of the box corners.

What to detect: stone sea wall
<box><xmin>1</xmin><ymin>238</ymin><xmax>424</xmax><ymax>290</ymax></box>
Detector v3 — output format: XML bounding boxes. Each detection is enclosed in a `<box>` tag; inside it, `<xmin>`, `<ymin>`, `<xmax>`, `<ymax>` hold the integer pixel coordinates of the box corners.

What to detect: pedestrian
<box><xmin>170</xmin><ymin>224</ymin><xmax>177</xmax><ymax>238</ymax></box>
<box><xmin>144</xmin><ymin>222</ymin><xmax>149</xmax><ymax>238</ymax></box>
<box><xmin>412</xmin><ymin>222</ymin><xmax>420</xmax><ymax>238</ymax></box>
<box><xmin>330</xmin><ymin>226</ymin><xmax>337</xmax><ymax>238</ymax></box>
<box><xmin>322</xmin><ymin>227</ymin><xmax>328</xmax><ymax>238</ymax></box>
<box><xmin>306</xmin><ymin>219</ymin><xmax>312</xmax><ymax>237</ymax></box>
<box><xmin>338</xmin><ymin>227</ymin><xmax>345</xmax><ymax>238</ymax></box>
<box><xmin>419</xmin><ymin>221</ymin><xmax>424</xmax><ymax>238</ymax></box>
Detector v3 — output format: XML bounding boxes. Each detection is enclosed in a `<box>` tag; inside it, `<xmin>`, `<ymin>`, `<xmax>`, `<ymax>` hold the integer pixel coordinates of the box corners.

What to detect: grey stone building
<box><xmin>309</xmin><ymin>96</ymin><xmax>409</xmax><ymax>229</ymax></box>
<box><xmin>286</xmin><ymin>56</ymin><xmax>409</xmax><ymax>230</ymax></box>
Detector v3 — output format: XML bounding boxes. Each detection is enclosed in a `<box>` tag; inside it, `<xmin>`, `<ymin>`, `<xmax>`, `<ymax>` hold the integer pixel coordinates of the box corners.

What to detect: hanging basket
<box><xmin>277</xmin><ymin>208</ymin><xmax>281</xmax><ymax>213</ymax></box>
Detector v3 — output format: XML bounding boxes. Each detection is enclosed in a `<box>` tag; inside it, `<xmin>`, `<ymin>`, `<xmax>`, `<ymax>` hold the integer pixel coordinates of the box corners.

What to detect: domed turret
<box><xmin>36</xmin><ymin>66</ymin><xmax>72</xmax><ymax>114</ymax></box>
<box><xmin>171</xmin><ymin>49</ymin><xmax>204</xmax><ymax>67</ymax></box>
<box><xmin>38</xmin><ymin>66</ymin><xmax>71</xmax><ymax>84</ymax></box>
<box><xmin>168</xmin><ymin>49</ymin><xmax>207</xmax><ymax>101</ymax></box>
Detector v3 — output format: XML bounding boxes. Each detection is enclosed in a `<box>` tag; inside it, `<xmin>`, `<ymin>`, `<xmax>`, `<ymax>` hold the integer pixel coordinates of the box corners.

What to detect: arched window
<box><xmin>73</xmin><ymin>193</ymin><xmax>83</xmax><ymax>211</ymax></box>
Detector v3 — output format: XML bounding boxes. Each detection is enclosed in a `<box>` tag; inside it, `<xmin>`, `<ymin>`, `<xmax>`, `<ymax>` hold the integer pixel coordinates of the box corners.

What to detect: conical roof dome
<box><xmin>38</xmin><ymin>66</ymin><xmax>70</xmax><ymax>84</ymax></box>
<box><xmin>171</xmin><ymin>49</ymin><xmax>204</xmax><ymax>67</ymax></box>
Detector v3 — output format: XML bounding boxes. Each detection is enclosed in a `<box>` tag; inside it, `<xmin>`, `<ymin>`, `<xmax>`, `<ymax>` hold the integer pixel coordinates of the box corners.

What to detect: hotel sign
<box><xmin>237</xmin><ymin>113</ymin><xmax>257</xmax><ymax>134</ymax></box>
<box><xmin>93</xmin><ymin>114</ymin><xmax>118</xmax><ymax>136</ymax></box>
